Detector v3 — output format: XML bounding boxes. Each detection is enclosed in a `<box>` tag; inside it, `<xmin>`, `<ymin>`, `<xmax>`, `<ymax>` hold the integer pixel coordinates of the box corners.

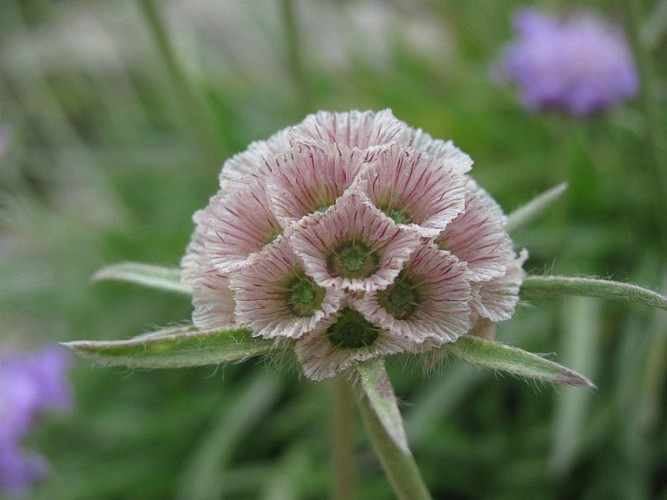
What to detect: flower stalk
<box><xmin>356</xmin><ymin>385</ymin><xmax>432</xmax><ymax>500</ymax></box>
<box><xmin>332</xmin><ymin>377</ymin><xmax>356</xmax><ymax>500</ymax></box>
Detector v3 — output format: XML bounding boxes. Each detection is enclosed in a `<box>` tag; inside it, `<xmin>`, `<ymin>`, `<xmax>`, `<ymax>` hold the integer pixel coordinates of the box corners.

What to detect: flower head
<box><xmin>182</xmin><ymin>110</ymin><xmax>525</xmax><ymax>380</ymax></box>
<box><xmin>500</xmin><ymin>8</ymin><xmax>638</xmax><ymax>115</ymax></box>
<box><xmin>0</xmin><ymin>346</ymin><xmax>72</xmax><ymax>493</ymax></box>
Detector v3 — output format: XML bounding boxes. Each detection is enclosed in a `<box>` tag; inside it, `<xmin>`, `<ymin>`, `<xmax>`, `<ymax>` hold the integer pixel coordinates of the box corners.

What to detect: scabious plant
<box><xmin>499</xmin><ymin>8</ymin><xmax>638</xmax><ymax>115</ymax></box>
<box><xmin>179</xmin><ymin>110</ymin><xmax>525</xmax><ymax>380</ymax></box>
<box><xmin>68</xmin><ymin>110</ymin><xmax>667</xmax><ymax>499</ymax></box>
<box><xmin>0</xmin><ymin>346</ymin><xmax>72</xmax><ymax>494</ymax></box>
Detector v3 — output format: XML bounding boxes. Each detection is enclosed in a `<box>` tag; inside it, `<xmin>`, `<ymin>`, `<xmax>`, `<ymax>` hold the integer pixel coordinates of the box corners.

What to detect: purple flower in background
<box><xmin>0</xmin><ymin>346</ymin><xmax>72</xmax><ymax>493</ymax></box>
<box><xmin>500</xmin><ymin>8</ymin><xmax>638</xmax><ymax>115</ymax></box>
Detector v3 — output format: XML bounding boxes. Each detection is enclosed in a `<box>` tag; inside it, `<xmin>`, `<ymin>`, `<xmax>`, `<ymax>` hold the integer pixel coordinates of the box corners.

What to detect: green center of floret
<box><xmin>286</xmin><ymin>273</ymin><xmax>326</xmax><ymax>317</ymax></box>
<box><xmin>314</xmin><ymin>202</ymin><xmax>332</xmax><ymax>213</ymax></box>
<box><xmin>379</xmin><ymin>201</ymin><xmax>412</xmax><ymax>225</ymax></box>
<box><xmin>377</xmin><ymin>272</ymin><xmax>420</xmax><ymax>319</ymax></box>
<box><xmin>327</xmin><ymin>240</ymin><xmax>381</xmax><ymax>279</ymax></box>
<box><xmin>267</xmin><ymin>229</ymin><xmax>283</xmax><ymax>245</ymax></box>
<box><xmin>326</xmin><ymin>308</ymin><xmax>380</xmax><ymax>349</ymax></box>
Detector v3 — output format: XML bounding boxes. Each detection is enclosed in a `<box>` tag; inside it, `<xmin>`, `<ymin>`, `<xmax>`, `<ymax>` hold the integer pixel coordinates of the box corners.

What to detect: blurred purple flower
<box><xmin>0</xmin><ymin>346</ymin><xmax>72</xmax><ymax>493</ymax></box>
<box><xmin>500</xmin><ymin>8</ymin><xmax>638</xmax><ymax>115</ymax></box>
<box><xmin>0</xmin><ymin>445</ymin><xmax>48</xmax><ymax>494</ymax></box>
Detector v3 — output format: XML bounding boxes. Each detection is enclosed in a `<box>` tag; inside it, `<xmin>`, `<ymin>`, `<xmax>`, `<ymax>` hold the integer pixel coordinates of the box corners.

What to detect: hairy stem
<box><xmin>332</xmin><ymin>377</ymin><xmax>356</xmax><ymax>500</ymax></box>
<box><xmin>357</xmin><ymin>389</ymin><xmax>432</xmax><ymax>500</ymax></box>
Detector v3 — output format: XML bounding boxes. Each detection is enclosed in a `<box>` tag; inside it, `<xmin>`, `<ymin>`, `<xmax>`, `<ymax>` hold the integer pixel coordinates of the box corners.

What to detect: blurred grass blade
<box><xmin>406</xmin><ymin>363</ymin><xmax>482</xmax><ymax>448</ymax></box>
<box><xmin>642</xmin><ymin>0</ymin><xmax>667</xmax><ymax>48</ymax></box>
<box><xmin>506</xmin><ymin>182</ymin><xmax>568</xmax><ymax>233</ymax></box>
<box><xmin>445</xmin><ymin>336</ymin><xmax>595</xmax><ymax>388</ymax></box>
<box><xmin>357</xmin><ymin>358</ymin><xmax>409</xmax><ymax>453</ymax></box>
<box><xmin>93</xmin><ymin>262</ymin><xmax>191</xmax><ymax>295</ymax></box>
<box><xmin>138</xmin><ymin>0</ymin><xmax>222</xmax><ymax>165</ymax></box>
<box><xmin>260</xmin><ymin>446</ymin><xmax>310</xmax><ymax>500</ymax></box>
<box><xmin>640</xmin><ymin>297</ymin><xmax>667</xmax><ymax>431</ymax></box>
<box><xmin>521</xmin><ymin>276</ymin><xmax>667</xmax><ymax>311</ymax></box>
<box><xmin>551</xmin><ymin>297</ymin><xmax>600</xmax><ymax>475</ymax></box>
<box><xmin>64</xmin><ymin>326</ymin><xmax>280</xmax><ymax>368</ymax></box>
<box><xmin>177</xmin><ymin>372</ymin><xmax>282</xmax><ymax>500</ymax></box>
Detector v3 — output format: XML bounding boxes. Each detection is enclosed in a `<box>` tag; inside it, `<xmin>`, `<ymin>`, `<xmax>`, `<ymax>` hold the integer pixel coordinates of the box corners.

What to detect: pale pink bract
<box><xmin>182</xmin><ymin>109</ymin><xmax>526</xmax><ymax>380</ymax></box>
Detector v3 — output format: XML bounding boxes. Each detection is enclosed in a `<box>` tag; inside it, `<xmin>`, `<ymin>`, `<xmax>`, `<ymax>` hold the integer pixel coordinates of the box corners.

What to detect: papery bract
<box><xmin>294</xmin><ymin>304</ymin><xmax>415</xmax><ymax>381</ymax></box>
<box><xmin>289</xmin><ymin>192</ymin><xmax>423</xmax><ymax>293</ymax></box>
<box><xmin>266</xmin><ymin>142</ymin><xmax>367</xmax><ymax>228</ymax></box>
<box><xmin>230</xmin><ymin>238</ymin><xmax>345</xmax><ymax>339</ymax></box>
<box><xmin>353</xmin><ymin>243</ymin><xmax>472</xmax><ymax>342</ymax></box>
<box><xmin>354</xmin><ymin>146</ymin><xmax>466</xmax><ymax>237</ymax></box>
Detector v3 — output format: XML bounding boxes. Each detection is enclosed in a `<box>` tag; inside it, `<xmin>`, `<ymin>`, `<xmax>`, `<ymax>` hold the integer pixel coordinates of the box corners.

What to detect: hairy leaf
<box><xmin>64</xmin><ymin>325</ymin><xmax>281</xmax><ymax>369</ymax></box>
<box><xmin>521</xmin><ymin>275</ymin><xmax>667</xmax><ymax>311</ymax></box>
<box><xmin>506</xmin><ymin>182</ymin><xmax>568</xmax><ymax>233</ymax></box>
<box><xmin>93</xmin><ymin>262</ymin><xmax>190</xmax><ymax>295</ymax></box>
<box><xmin>445</xmin><ymin>336</ymin><xmax>595</xmax><ymax>388</ymax></box>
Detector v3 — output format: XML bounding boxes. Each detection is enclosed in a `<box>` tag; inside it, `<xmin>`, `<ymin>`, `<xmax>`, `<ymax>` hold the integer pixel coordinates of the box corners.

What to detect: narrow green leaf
<box><xmin>444</xmin><ymin>336</ymin><xmax>595</xmax><ymax>388</ymax></box>
<box><xmin>260</xmin><ymin>446</ymin><xmax>310</xmax><ymax>500</ymax></box>
<box><xmin>551</xmin><ymin>297</ymin><xmax>600</xmax><ymax>474</ymax></box>
<box><xmin>63</xmin><ymin>325</ymin><xmax>281</xmax><ymax>369</ymax></box>
<box><xmin>92</xmin><ymin>262</ymin><xmax>190</xmax><ymax>295</ymax></box>
<box><xmin>177</xmin><ymin>372</ymin><xmax>282</xmax><ymax>500</ymax></box>
<box><xmin>406</xmin><ymin>363</ymin><xmax>482</xmax><ymax>448</ymax></box>
<box><xmin>521</xmin><ymin>275</ymin><xmax>667</xmax><ymax>311</ymax></box>
<box><xmin>357</xmin><ymin>358</ymin><xmax>409</xmax><ymax>453</ymax></box>
<box><xmin>506</xmin><ymin>182</ymin><xmax>568</xmax><ymax>233</ymax></box>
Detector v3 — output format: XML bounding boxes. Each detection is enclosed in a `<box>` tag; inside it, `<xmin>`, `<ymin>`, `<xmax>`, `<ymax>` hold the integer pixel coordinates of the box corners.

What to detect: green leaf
<box><xmin>444</xmin><ymin>336</ymin><xmax>595</xmax><ymax>388</ymax></box>
<box><xmin>356</xmin><ymin>358</ymin><xmax>409</xmax><ymax>453</ymax></box>
<box><xmin>177</xmin><ymin>372</ymin><xmax>282</xmax><ymax>499</ymax></box>
<box><xmin>63</xmin><ymin>325</ymin><xmax>281</xmax><ymax>369</ymax></box>
<box><xmin>521</xmin><ymin>275</ymin><xmax>667</xmax><ymax>311</ymax></box>
<box><xmin>551</xmin><ymin>297</ymin><xmax>600</xmax><ymax>474</ymax></box>
<box><xmin>93</xmin><ymin>262</ymin><xmax>190</xmax><ymax>295</ymax></box>
<box><xmin>506</xmin><ymin>182</ymin><xmax>568</xmax><ymax>233</ymax></box>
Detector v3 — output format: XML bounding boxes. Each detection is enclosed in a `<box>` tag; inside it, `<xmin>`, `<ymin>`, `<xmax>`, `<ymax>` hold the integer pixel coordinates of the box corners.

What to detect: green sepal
<box><xmin>63</xmin><ymin>325</ymin><xmax>283</xmax><ymax>369</ymax></box>
<box><xmin>521</xmin><ymin>275</ymin><xmax>667</xmax><ymax>311</ymax></box>
<box><xmin>506</xmin><ymin>182</ymin><xmax>568</xmax><ymax>233</ymax></box>
<box><xmin>93</xmin><ymin>262</ymin><xmax>190</xmax><ymax>295</ymax></box>
<box><xmin>444</xmin><ymin>336</ymin><xmax>595</xmax><ymax>388</ymax></box>
<box><xmin>356</xmin><ymin>358</ymin><xmax>410</xmax><ymax>453</ymax></box>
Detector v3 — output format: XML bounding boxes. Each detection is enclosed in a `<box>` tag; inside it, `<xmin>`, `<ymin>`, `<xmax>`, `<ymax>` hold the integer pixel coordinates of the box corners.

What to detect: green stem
<box><xmin>138</xmin><ymin>0</ymin><xmax>221</xmax><ymax>165</ymax></box>
<box><xmin>357</xmin><ymin>390</ymin><xmax>432</xmax><ymax>500</ymax></box>
<box><xmin>332</xmin><ymin>377</ymin><xmax>356</xmax><ymax>500</ymax></box>
<box><xmin>280</xmin><ymin>0</ymin><xmax>311</xmax><ymax>115</ymax></box>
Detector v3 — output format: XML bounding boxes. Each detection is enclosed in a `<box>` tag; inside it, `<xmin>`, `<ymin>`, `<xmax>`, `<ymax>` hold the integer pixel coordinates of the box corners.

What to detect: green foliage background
<box><xmin>1</xmin><ymin>0</ymin><xmax>666</xmax><ymax>498</ymax></box>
